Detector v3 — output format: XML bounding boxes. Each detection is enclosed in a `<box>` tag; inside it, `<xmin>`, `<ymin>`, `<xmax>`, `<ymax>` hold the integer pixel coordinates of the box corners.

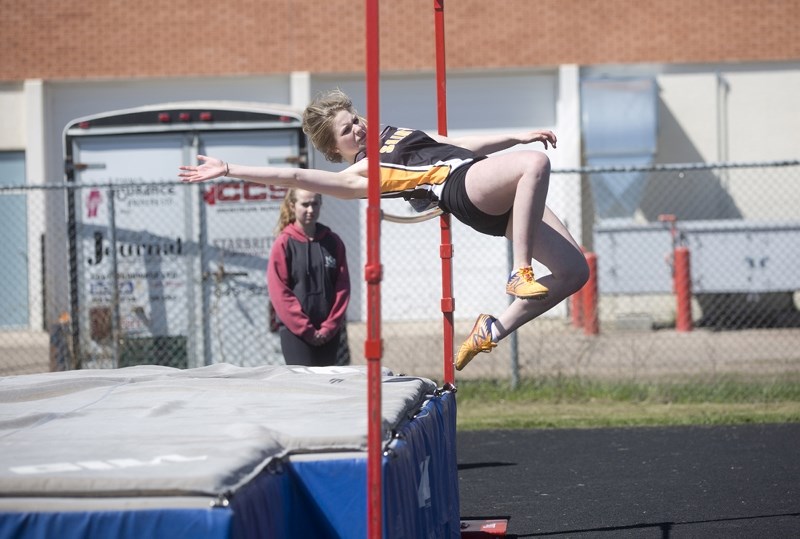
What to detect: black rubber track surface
<box><xmin>457</xmin><ymin>423</ymin><xmax>800</xmax><ymax>538</ymax></box>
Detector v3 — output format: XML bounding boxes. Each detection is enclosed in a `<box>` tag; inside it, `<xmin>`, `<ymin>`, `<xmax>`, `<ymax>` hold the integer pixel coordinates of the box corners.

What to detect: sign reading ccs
<box><xmin>204</xmin><ymin>182</ymin><xmax>287</xmax><ymax>205</ymax></box>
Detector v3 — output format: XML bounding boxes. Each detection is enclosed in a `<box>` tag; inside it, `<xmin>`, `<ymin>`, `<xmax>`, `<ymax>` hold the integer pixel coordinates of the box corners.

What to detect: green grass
<box><xmin>454</xmin><ymin>377</ymin><xmax>800</xmax><ymax>430</ymax></box>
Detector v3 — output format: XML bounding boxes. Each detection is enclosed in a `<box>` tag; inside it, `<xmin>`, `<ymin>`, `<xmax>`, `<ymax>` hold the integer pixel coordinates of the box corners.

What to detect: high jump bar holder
<box><xmin>433</xmin><ymin>1</ymin><xmax>508</xmax><ymax>535</ymax></box>
<box><xmin>365</xmin><ymin>1</ymin><xmax>508</xmax><ymax>536</ymax></box>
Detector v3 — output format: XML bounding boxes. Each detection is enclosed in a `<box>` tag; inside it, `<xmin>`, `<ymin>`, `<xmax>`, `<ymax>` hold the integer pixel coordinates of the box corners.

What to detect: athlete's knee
<box><xmin>520</xmin><ymin>152</ymin><xmax>551</xmax><ymax>187</ymax></box>
<box><xmin>526</xmin><ymin>151</ymin><xmax>551</xmax><ymax>175</ymax></box>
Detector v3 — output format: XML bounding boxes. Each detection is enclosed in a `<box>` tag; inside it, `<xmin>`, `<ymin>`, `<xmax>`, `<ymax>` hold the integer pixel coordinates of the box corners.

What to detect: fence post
<box><xmin>660</xmin><ymin>214</ymin><xmax>693</xmax><ymax>333</ymax></box>
<box><xmin>571</xmin><ymin>246</ymin><xmax>586</xmax><ymax>329</ymax></box>
<box><xmin>674</xmin><ymin>246</ymin><xmax>693</xmax><ymax>332</ymax></box>
<box><xmin>506</xmin><ymin>240</ymin><xmax>520</xmax><ymax>389</ymax></box>
<box><xmin>571</xmin><ymin>290</ymin><xmax>584</xmax><ymax>329</ymax></box>
<box><xmin>582</xmin><ymin>251</ymin><xmax>599</xmax><ymax>336</ymax></box>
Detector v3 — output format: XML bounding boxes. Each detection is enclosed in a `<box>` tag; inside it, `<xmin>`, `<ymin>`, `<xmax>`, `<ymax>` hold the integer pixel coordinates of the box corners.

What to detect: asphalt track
<box><xmin>457</xmin><ymin>423</ymin><xmax>800</xmax><ymax>538</ymax></box>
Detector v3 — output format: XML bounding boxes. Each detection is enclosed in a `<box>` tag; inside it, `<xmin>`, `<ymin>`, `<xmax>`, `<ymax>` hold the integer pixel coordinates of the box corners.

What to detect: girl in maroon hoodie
<box><xmin>267</xmin><ymin>189</ymin><xmax>350</xmax><ymax>366</ymax></box>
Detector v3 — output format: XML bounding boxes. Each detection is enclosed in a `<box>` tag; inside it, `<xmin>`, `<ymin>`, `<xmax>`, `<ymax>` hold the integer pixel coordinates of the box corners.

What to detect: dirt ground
<box><xmin>345</xmin><ymin>318</ymin><xmax>800</xmax><ymax>383</ymax></box>
<box><xmin>2</xmin><ymin>319</ymin><xmax>799</xmax><ymax>383</ymax></box>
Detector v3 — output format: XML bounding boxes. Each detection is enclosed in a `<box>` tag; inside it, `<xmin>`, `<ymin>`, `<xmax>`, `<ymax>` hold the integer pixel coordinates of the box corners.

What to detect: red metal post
<box><xmin>582</xmin><ymin>252</ymin><xmax>599</xmax><ymax>336</ymax></box>
<box><xmin>440</xmin><ymin>218</ymin><xmax>455</xmax><ymax>384</ymax></box>
<box><xmin>659</xmin><ymin>214</ymin><xmax>693</xmax><ymax>333</ymax></box>
<box><xmin>434</xmin><ymin>0</ymin><xmax>456</xmax><ymax>385</ymax></box>
<box><xmin>571</xmin><ymin>286</ymin><xmax>584</xmax><ymax>329</ymax></box>
<box><xmin>674</xmin><ymin>246</ymin><xmax>693</xmax><ymax>332</ymax></box>
<box><xmin>571</xmin><ymin>246</ymin><xmax>586</xmax><ymax>329</ymax></box>
<box><xmin>364</xmin><ymin>0</ymin><xmax>383</xmax><ymax>537</ymax></box>
<box><xmin>434</xmin><ymin>0</ymin><xmax>447</xmax><ymax>132</ymax></box>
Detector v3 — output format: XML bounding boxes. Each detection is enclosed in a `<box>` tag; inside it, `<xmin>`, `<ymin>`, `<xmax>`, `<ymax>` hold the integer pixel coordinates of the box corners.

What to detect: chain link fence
<box><xmin>1</xmin><ymin>161</ymin><xmax>799</xmax><ymax>395</ymax></box>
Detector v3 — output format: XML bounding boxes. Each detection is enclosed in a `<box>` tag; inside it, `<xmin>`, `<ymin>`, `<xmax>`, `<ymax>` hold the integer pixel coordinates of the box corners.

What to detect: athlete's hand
<box><xmin>179</xmin><ymin>155</ymin><xmax>228</xmax><ymax>183</ymax></box>
<box><xmin>522</xmin><ymin>130</ymin><xmax>557</xmax><ymax>150</ymax></box>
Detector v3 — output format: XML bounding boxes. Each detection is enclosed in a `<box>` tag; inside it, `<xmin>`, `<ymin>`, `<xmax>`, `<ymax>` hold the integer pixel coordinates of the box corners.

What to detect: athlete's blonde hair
<box><xmin>302</xmin><ymin>89</ymin><xmax>364</xmax><ymax>163</ymax></box>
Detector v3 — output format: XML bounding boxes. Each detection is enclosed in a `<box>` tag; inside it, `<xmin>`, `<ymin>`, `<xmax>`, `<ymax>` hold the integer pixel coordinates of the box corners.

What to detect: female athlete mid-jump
<box><xmin>180</xmin><ymin>89</ymin><xmax>589</xmax><ymax>371</ymax></box>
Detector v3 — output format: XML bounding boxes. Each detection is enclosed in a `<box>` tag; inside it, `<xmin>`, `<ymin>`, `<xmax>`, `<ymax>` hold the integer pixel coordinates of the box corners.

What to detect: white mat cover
<box><xmin>0</xmin><ymin>364</ymin><xmax>436</xmax><ymax>499</ymax></box>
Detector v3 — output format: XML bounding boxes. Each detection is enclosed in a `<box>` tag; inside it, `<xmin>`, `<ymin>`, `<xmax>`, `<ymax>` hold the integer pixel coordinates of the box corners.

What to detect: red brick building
<box><xmin>2</xmin><ymin>0</ymin><xmax>798</xmax><ymax>80</ymax></box>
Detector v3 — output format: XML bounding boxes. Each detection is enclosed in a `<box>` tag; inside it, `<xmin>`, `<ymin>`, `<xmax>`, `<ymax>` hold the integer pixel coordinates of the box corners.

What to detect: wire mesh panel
<box><xmin>195</xmin><ymin>131</ymin><xmax>297</xmax><ymax>368</ymax></box>
<box><xmin>352</xmin><ymin>161</ymin><xmax>800</xmax><ymax>389</ymax></box>
<box><xmin>1</xmin><ymin>162</ymin><xmax>799</xmax><ymax>396</ymax></box>
<box><xmin>69</xmin><ymin>134</ymin><xmax>194</xmax><ymax>370</ymax></box>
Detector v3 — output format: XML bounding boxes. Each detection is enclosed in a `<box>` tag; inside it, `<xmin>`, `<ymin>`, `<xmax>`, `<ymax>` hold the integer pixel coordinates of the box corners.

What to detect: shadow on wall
<box><xmin>640</xmin><ymin>102</ymin><xmax>742</xmax><ymax>222</ymax></box>
<box><xmin>593</xmin><ymin>98</ymin><xmax>800</xmax><ymax>330</ymax></box>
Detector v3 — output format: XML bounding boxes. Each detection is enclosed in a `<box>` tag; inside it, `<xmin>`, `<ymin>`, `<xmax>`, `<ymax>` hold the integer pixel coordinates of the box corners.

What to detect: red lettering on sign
<box><xmin>203</xmin><ymin>183</ymin><xmax>288</xmax><ymax>205</ymax></box>
<box><xmin>243</xmin><ymin>184</ymin><xmax>267</xmax><ymax>200</ymax></box>
<box><xmin>217</xmin><ymin>183</ymin><xmax>241</xmax><ymax>202</ymax></box>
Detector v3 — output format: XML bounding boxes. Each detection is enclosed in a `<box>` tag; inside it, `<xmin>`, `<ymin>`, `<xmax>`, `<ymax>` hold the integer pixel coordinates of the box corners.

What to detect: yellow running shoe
<box><xmin>506</xmin><ymin>266</ymin><xmax>549</xmax><ymax>300</ymax></box>
<box><xmin>455</xmin><ymin>314</ymin><xmax>497</xmax><ymax>371</ymax></box>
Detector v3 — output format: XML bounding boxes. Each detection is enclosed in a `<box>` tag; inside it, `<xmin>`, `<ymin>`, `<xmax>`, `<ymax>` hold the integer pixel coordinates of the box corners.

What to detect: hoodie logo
<box><xmin>324</xmin><ymin>254</ymin><xmax>337</xmax><ymax>269</ymax></box>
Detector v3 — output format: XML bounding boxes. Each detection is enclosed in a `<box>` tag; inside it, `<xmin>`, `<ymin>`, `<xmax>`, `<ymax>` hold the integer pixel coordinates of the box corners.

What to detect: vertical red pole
<box><xmin>659</xmin><ymin>214</ymin><xmax>692</xmax><ymax>333</ymax></box>
<box><xmin>571</xmin><ymin>286</ymin><xmax>584</xmax><ymax>329</ymax></box>
<box><xmin>582</xmin><ymin>252</ymin><xmax>599</xmax><ymax>335</ymax></box>
<box><xmin>571</xmin><ymin>246</ymin><xmax>586</xmax><ymax>329</ymax></box>
<box><xmin>434</xmin><ymin>0</ymin><xmax>455</xmax><ymax>385</ymax></box>
<box><xmin>364</xmin><ymin>1</ymin><xmax>383</xmax><ymax>537</ymax></box>
<box><xmin>674</xmin><ymin>246</ymin><xmax>693</xmax><ymax>332</ymax></box>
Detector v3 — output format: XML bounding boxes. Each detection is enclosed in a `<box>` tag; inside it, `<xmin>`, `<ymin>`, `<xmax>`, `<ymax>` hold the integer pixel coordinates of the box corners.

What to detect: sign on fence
<box><xmin>64</xmin><ymin>103</ymin><xmax>306</xmax><ymax>369</ymax></box>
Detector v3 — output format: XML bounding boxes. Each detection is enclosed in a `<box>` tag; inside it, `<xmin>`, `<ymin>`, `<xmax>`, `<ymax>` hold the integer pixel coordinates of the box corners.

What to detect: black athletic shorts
<box><xmin>438</xmin><ymin>157</ymin><xmax>511</xmax><ymax>237</ymax></box>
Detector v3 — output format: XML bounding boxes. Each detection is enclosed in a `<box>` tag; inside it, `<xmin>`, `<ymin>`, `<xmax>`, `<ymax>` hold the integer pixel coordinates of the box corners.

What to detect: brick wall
<box><xmin>2</xmin><ymin>0</ymin><xmax>798</xmax><ymax>81</ymax></box>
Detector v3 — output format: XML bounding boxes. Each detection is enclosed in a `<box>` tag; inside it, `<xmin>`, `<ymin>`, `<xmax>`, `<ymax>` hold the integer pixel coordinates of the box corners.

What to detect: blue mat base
<box><xmin>1</xmin><ymin>391</ymin><xmax>459</xmax><ymax>539</ymax></box>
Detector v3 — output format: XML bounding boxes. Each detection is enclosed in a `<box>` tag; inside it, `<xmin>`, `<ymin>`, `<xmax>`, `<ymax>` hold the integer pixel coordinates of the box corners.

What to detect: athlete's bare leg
<box><xmin>492</xmin><ymin>206</ymin><xmax>589</xmax><ymax>338</ymax></box>
<box><xmin>464</xmin><ymin>151</ymin><xmax>550</xmax><ymax>268</ymax></box>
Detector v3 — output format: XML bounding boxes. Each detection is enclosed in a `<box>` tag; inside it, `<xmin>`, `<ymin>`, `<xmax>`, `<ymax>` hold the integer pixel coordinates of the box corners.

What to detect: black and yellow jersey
<box><xmin>355</xmin><ymin>126</ymin><xmax>478</xmax><ymax>205</ymax></box>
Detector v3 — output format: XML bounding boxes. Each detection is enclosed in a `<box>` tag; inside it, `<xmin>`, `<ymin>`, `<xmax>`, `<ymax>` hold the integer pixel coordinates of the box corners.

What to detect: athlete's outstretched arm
<box><xmin>179</xmin><ymin>155</ymin><xmax>368</xmax><ymax>199</ymax></box>
<box><xmin>431</xmin><ymin>130</ymin><xmax>557</xmax><ymax>155</ymax></box>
